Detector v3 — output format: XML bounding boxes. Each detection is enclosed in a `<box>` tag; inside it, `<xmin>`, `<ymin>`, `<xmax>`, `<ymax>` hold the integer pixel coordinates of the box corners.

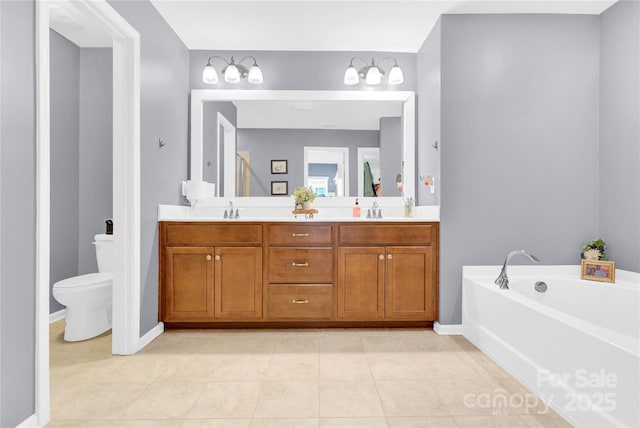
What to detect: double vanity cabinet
<box><xmin>159</xmin><ymin>221</ymin><xmax>439</xmax><ymax>328</ymax></box>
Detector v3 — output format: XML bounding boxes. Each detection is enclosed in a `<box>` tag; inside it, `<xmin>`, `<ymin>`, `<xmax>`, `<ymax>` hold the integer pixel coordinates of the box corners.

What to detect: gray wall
<box><xmin>203</xmin><ymin>101</ymin><xmax>237</xmax><ymax>190</ymax></box>
<box><xmin>50</xmin><ymin>30</ymin><xmax>80</xmax><ymax>313</ymax></box>
<box><xmin>0</xmin><ymin>1</ymin><xmax>37</xmax><ymax>426</ymax></box>
<box><xmin>237</xmin><ymin>129</ymin><xmax>379</xmax><ymax>197</ymax></box>
<box><xmin>416</xmin><ymin>19</ymin><xmax>441</xmax><ymax>206</ymax></box>
<box><xmin>599</xmin><ymin>0</ymin><xmax>640</xmax><ymax>272</ymax></box>
<box><xmin>439</xmin><ymin>14</ymin><xmax>600</xmax><ymax>324</ymax></box>
<box><xmin>190</xmin><ymin>50</ymin><xmax>417</xmax><ymax>91</ymax></box>
<box><xmin>78</xmin><ymin>48</ymin><xmax>113</xmax><ymax>274</ymax></box>
<box><xmin>379</xmin><ymin>117</ymin><xmax>403</xmax><ymax>197</ymax></box>
<box><xmin>108</xmin><ymin>0</ymin><xmax>190</xmax><ymax>336</ymax></box>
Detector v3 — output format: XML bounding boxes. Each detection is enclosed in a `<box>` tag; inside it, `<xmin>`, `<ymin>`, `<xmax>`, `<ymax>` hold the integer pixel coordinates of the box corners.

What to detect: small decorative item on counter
<box><xmin>581</xmin><ymin>259</ymin><xmax>616</xmax><ymax>283</ymax></box>
<box><xmin>404</xmin><ymin>197</ymin><xmax>414</xmax><ymax>218</ymax></box>
<box><xmin>293</xmin><ymin>186</ymin><xmax>317</xmax><ymax>210</ymax></box>
<box><xmin>353</xmin><ymin>198</ymin><xmax>361</xmax><ymax>218</ymax></box>
<box><xmin>580</xmin><ymin>238</ymin><xmax>607</xmax><ymax>261</ymax></box>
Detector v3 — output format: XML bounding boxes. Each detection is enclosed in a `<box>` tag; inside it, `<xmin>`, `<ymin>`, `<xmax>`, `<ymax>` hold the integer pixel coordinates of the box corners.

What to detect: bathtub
<box><xmin>462</xmin><ymin>265</ymin><xmax>639</xmax><ymax>428</ymax></box>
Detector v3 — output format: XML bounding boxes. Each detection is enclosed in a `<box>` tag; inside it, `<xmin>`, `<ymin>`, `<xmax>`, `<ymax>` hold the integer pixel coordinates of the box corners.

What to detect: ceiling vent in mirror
<box><xmin>344</xmin><ymin>57</ymin><xmax>404</xmax><ymax>86</ymax></box>
<box><xmin>202</xmin><ymin>55</ymin><xmax>263</xmax><ymax>85</ymax></box>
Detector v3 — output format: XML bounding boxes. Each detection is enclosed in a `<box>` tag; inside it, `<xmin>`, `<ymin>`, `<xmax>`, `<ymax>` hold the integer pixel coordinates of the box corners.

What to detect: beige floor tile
<box><xmin>250</xmin><ymin>419</ymin><xmax>320</xmax><ymax>428</ymax></box>
<box><xmin>415</xmin><ymin>352</ymin><xmax>490</xmax><ymax>380</ymax></box>
<box><xmin>361</xmin><ymin>336</ymin><xmax>411</xmax><ymax>353</ymax></box>
<box><xmin>431</xmin><ymin>378</ymin><xmax>514</xmax><ymax>416</ymax></box>
<box><xmin>519</xmin><ymin>413</ymin><xmax>573</xmax><ymax>427</ymax></box>
<box><xmin>51</xmin><ymin>382</ymin><xmax>149</xmax><ymax>420</ymax></box>
<box><xmin>201</xmin><ymin>335</ymin><xmax>278</xmax><ymax>355</ymax></box>
<box><xmin>386</xmin><ymin>416</ymin><xmax>458</xmax><ymax>427</ymax></box>
<box><xmin>180</xmin><ymin>419</ymin><xmax>251</xmax><ymax>428</ymax></box>
<box><xmin>376</xmin><ymin>380</ymin><xmax>450</xmax><ymax>417</ymax></box>
<box><xmin>319</xmin><ymin>354</ymin><xmax>372</xmax><ymax>381</ymax></box>
<box><xmin>454</xmin><ymin>415</ymin><xmax>529</xmax><ymax>427</ymax></box>
<box><xmin>50</xmin><ymin>355</ymin><xmax>126</xmax><ymax>383</ymax></box>
<box><xmin>320</xmin><ymin>417</ymin><xmax>388</xmax><ymax>427</ymax></box>
<box><xmin>273</xmin><ymin>336</ymin><xmax>321</xmax><ymax>354</ymax></box>
<box><xmin>319</xmin><ymin>381</ymin><xmax>385</xmax><ymax>417</ymax></box>
<box><xmin>254</xmin><ymin>381</ymin><xmax>320</xmax><ymax>418</ymax></box>
<box><xmin>367</xmin><ymin>354</ymin><xmax>425</xmax><ymax>380</ymax></box>
<box><xmin>181</xmin><ymin>419</ymin><xmax>252</xmax><ymax>428</ymax></box>
<box><xmin>402</xmin><ymin>335</ymin><xmax>466</xmax><ymax>352</ymax></box>
<box><xmin>45</xmin><ymin>421</ymin><xmax>89</xmax><ymax>428</ymax></box>
<box><xmin>187</xmin><ymin>382</ymin><xmax>262</xmax><ymax>419</ymax></box>
<box><xmin>159</xmin><ymin>355</ymin><xmax>226</xmax><ymax>382</ymax></box>
<box><xmin>211</xmin><ymin>355</ymin><xmax>272</xmax><ymax>381</ymax></box>
<box><xmin>121</xmin><ymin>381</ymin><xmax>204</xmax><ymax>419</ymax></box>
<box><xmin>318</xmin><ymin>335</ymin><xmax>365</xmax><ymax>353</ymax></box>
<box><xmin>267</xmin><ymin>354</ymin><xmax>319</xmax><ymax>381</ymax></box>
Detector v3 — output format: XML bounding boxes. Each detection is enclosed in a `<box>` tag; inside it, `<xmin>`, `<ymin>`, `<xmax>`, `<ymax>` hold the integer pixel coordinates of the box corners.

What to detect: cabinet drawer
<box><xmin>164</xmin><ymin>223</ymin><xmax>262</xmax><ymax>245</ymax></box>
<box><xmin>338</xmin><ymin>224</ymin><xmax>434</xmax><ymax>245</ymax></box>
<box><xmin>268</xmin><ymin>247</ymin><xmax>333</xmax><ymax>283</ymax></box>
<box><xmin>267</xmin><ymin>285</ymin><xmax>332</xmax><ymax>320</ymax></box>
<box><xmin>268</xmin><ymin>224</ymin><xmax>333</xmax><ymax>245</ymax></box>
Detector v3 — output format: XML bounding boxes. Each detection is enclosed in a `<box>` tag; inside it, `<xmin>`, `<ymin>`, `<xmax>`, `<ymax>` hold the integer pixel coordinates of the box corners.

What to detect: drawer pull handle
<box><xmin>291</xmin><ymin>233</ymin><xmax>309</xmax><ymax>237</ymax></box>
<box><xmin>387</xmin><ymin>254</ymin><xmax>393</xmax><ymax>260</ymax></box>
<box><xmin>206</xmin><ymin>255</ymin><xmax>212</xmax><ymax>261</ymax></box>
<box><xmin>379</xmin><ymin>254</ymin><xmax>384</xmax><ymax>260</ymax></box>
<box><xmin>215</xmin><ymin>255</ymin><xmax>221</xmax><ymax>261</ymax></box>
<box><xmin>292</xmin><ymin>299</ymin><xmax>309</xmax><ymax>304</ymax></box>
<box><xmin>291</xmin><ymin>262</ymin><xmax>309</xmax><ymax>267</ymax></box>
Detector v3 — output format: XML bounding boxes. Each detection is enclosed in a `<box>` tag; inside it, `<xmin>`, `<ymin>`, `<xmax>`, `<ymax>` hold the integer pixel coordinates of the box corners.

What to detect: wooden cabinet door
<box><xmin>385</xmin><ymin>246</ymin><xmax>434</xmax><ymax>320</ymax></box>
<box><xmin>214</xmin><ymin>247</ymin><xmax>263</xmax><ymax>320</ymax></box>
<box><xmin>337</xmin><ymin>247</ymin><xmax>385</xmax><ymax>320</ymax></box>
<box><xmin>164</xmin><ymin>246</ymin><xmax>214</xmax><ymax>321</ymax></box>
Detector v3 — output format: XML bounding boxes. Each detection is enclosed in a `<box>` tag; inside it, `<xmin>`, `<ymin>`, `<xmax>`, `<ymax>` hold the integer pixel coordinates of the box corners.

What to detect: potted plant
<box><xmin>293</xmin><ymin>186</ymin><xmax>317</xmax><ymax>209</ymax></box>
<box><xmin>581</xmin><ymin>238</ymin><xmax>607</xmax><ymax>260</ymax></box>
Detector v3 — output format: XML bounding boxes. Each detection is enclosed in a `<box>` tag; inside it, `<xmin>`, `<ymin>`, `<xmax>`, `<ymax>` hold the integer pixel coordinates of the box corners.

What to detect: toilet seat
<box><xmin>53</xmin><ymin>273</ymin><xmax>112</xmax><ymax>289</ymax></box>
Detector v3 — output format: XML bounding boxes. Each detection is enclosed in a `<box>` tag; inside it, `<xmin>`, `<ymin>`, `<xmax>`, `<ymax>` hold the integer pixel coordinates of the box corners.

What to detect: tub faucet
<box><xmin>495</xmin><ymin>250</ymin><xmax>540</xmax><ymax>289</ymax></box>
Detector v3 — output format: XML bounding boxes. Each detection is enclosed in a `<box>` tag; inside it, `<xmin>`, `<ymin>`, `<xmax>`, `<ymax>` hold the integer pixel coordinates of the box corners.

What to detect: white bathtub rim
<box><xmin>462</xmin><ymin>266</ymin><xmax>640</xmax><ymax>358</ymax></box>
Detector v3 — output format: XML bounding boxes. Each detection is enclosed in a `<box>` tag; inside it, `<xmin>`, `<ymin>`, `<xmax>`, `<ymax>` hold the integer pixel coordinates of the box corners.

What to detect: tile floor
<box><xmin>48</xmin><ymin>322</ymin><xmax>571</xmax><ymax>427</ymax></box>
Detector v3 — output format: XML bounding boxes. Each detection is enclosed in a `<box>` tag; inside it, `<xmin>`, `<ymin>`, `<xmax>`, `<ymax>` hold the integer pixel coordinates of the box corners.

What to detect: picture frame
<box><xmin>271</xmin><ymin>159</ymin><xmax>288</xmax><ymax>174</ymax></box>
<box><xmin>271</xmin><ymin>181</ymin><xmax>288</xmax><ymax>195</ymax></box>
<box><xmin>581</xmin><ymin>259</ymin><xmax>616</xmax><ymax>283</ymax></box>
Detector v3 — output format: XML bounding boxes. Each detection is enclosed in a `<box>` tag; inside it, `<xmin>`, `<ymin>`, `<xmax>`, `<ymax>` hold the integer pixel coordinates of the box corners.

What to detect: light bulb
<box><xmin>202</xmin><ymin>64</ymin><xmax>218</xmax><ymax>84</ymax></box>
<box><xmin>224</xmin><ymin>64</ymin><xmax>240</xmax><ymax>83</ymax></box>
<box><xmin>365</xmin><ymin>66</ymin><xmax>382</xmax><ymax>85</ymax></box>
<box><xmin>344</xmin><ymin>66</ymin><xmax>359</xmax><ymax>85</ymax></box>
<box><xmin>388</xmin><ymin>65</ymin><xmax>404</xmax><ymax>85</ymax></box>
<box><xmin>247</xmin><ymin>65</ymin><xmax>263</xmax><ymax>84</ymax></box>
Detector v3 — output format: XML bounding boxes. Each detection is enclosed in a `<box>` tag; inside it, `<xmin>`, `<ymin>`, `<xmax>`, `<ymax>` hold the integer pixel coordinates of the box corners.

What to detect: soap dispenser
<box><xmin>353</xmin><ymin>199</ymin><xmax>361</xmax><ymax>218</ymax></box>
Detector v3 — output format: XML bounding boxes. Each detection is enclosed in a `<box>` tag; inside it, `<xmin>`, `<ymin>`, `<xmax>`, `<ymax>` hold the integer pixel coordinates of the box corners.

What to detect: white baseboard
<box><xmin>138</xmin><ymin>322</ymin><xmax>164</xmax><ymax>351</ymax></box>
<box><xmin>434</xmin><ymin>322</ymin><xmax>463</xmax><ymax>335</ymax></box>
<box><xmin>16</xmin><ymin>413</ymin><xmax>38</xmax><ymax>428</ymax></box>
<box><xmin>49</xmin><ymin>309</ymin><xmax>65</xmax><ymax>324</ymax></box>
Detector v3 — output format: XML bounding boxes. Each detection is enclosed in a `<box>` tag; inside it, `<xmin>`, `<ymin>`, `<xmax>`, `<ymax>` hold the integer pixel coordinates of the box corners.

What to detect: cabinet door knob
<box><xmin>291</xmin><ymin>262</ymin><xmax>309</xmax><ymax>267</ymax></box>
<box><xmin>291</xmin><ymin>233</ymin><xmax>309</xmax><ymax>237</ymax></box>
<box><xmin>387</xmin><ymin>254</ymin><xmax>393</xmax><ymax>260</ymax></box>
<box><xmin>206</xmin><ymin>255</ymin><xmax>212</xmax><ymax>261</ymax></box>
<box><xmin>215</xmin><ymin>255</ymin><xmax>221</xmax><ymax>261</ymax></box>
<box><xmin>379</xmin><ymin>254</ymin><xmax>384</xmax><ymax>260</ymax></box>
<box><xmin>292</xmin><ymin>299</ymin><xmax>309</xmax><ymax>304</ymax></box>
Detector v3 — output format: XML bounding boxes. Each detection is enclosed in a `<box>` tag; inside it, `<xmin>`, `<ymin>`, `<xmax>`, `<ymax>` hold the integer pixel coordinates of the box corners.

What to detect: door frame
<box><xmin>36</xmin><ymin>0</ymin><xmax>140</xmax><ymax>425</ymax></box>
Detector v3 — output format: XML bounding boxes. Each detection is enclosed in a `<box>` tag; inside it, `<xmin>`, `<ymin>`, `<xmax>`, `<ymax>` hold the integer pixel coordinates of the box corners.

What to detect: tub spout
<box><xmin>495</xmin><ymin>250</ymin><xmax>540</xmax><ymax>289</ymax></box>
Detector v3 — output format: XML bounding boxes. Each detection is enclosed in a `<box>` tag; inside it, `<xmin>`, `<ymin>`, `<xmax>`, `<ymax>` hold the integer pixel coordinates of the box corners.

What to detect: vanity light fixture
<box><xmin>202</xmin><ymin>55</ymin><xmax>264</xmax><ymax>85</ymax></box>
<box><xmin>344</xmin><ymin>57</ymin><xmax>404</xmax><ymax>86</ymax></box>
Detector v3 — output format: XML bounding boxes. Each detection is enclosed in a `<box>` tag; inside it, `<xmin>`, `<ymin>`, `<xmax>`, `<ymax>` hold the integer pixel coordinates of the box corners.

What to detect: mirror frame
<box><xmin>190</xmin><ymin>89</ymin><xmax>415</xmax><ymax>201</ymax></box>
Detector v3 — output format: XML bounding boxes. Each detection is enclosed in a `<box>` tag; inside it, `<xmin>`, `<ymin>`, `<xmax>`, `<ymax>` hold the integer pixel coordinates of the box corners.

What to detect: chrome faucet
<box><xmin>371</xmin><ymin>201</ymin><xmax>379</xmax><ymax>217</ymax></box>
<box><xmin>224</xmin><ymin>201</ymin><xmax>236</xmax><ymax>219</ymax></box>
<box><xmin>495</xmin><ymin>250</ymin><xmax>540</xmax><ymax>289</ymax></box>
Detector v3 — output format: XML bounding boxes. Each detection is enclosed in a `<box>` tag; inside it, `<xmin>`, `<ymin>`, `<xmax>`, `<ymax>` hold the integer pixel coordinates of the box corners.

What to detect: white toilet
<box><xmin>53</xmin><ymin>234</ymin><xmax>114</xmax><ymax>341</ymax></box>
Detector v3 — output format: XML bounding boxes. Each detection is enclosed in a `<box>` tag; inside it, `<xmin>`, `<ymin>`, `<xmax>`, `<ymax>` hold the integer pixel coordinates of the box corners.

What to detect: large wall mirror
<box><xmin>190</xmin><ymin>90</ymin><xmax>415</xmax><ymax>201</ymax></box>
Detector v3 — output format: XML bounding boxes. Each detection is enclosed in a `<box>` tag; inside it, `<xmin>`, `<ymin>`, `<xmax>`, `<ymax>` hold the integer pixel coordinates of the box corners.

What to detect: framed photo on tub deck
<box><xmin>581</xmin><ymin>259</ymin><xmax>615</xmax><ymax>283</ymax></box>
<box><xmin>271</xmin><ymin>181</ymin><xmax>288</xmax><ymax>196</ymax></box>
<box><xmin>271</xmin><ymin>160</ymin><xmax>288</xmax><ymax>174</ymax></box>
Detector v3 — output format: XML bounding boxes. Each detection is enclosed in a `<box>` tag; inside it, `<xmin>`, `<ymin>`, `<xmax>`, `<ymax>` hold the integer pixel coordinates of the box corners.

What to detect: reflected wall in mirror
<box><xmin>190</xmin><ymin>90</ymin><xmax>416</xmax><ymax>201</ymax></box>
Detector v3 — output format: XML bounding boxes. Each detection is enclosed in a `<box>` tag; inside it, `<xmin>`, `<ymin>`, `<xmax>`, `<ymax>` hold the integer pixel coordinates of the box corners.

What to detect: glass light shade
<box><xmin>247</xmin><ymin>65</ymin><xmax>263</xmax><ymax>84</ymax></box>
<box><xmin>388</xmin><ymin>65</ymin><xmax>404</xmax><ymax>85</ymax></box>
<box><xmin>224</xmin><ymin>64</ymin><xmax>240</xmax><ymax>83</ymax></box>
<box><xmin>365</xmin><ymin>66</ymin><xmax>382</xmax><ymax>85</ymax></box>
<box><xmin>202</xmin><ymin>64</ymin><xmax>218</xmax><ymax>84</ymax></box>
<box><xmin>343</xmin><ymin>66</ymin><xmax>359</xmax><ymax>85</ymax></box>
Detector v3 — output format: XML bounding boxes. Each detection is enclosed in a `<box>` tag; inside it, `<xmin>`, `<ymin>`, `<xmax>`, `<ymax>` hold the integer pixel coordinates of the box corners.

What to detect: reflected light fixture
<box><xmin>344</xmin><ymin>57</ymin><xmax>404</xmax><ymax>86</ymax></box>
<box><xmin>202</xmin><ymin>55</ymin><xmax>263</xmax><ymax>85</ymax></box>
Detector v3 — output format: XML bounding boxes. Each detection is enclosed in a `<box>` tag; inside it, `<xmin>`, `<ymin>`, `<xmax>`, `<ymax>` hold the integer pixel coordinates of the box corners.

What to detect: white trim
<box><xmin>49</xmin><ymin>309</ymin><xmax>65</xmax><ymax>324</ymax></box>
<box><xmin>36</xmin><ymin>1</ymin><xmax>140</xmax><ymax>426</ymax></box>
<box><xmin>189</xmin><ymin>90</ymin><xmax>416</xmax><ymax>202</ymax></box>
<box><xmin>15</xmin><ymin>414</ymin><xmax>38</xmax><ymax>428</ymax></box>
<box><xmin>217</xmin><ymin>113</ymin><xmax>236</xmax><ymax>197</ymax></box>
<box><xmin>138</xmin><ymin>322</ymin><xmax>164</xmax><ymax>351</ymax></box>
<box><xmin>357</xmin><ymin>147</ymin><xmax>380</xmax><ymax>197</ymax></box>
<box><xmin>434</xmin><ymin>322</ymin><xmax>463</xmax><ymax>335</ymax></box>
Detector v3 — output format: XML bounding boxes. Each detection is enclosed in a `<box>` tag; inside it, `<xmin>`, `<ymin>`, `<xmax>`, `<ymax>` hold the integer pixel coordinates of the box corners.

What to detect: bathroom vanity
<box><xmin>159</xmin><ymin>220</ymin><xmax>439</xmax><ymax>328</ymax></box>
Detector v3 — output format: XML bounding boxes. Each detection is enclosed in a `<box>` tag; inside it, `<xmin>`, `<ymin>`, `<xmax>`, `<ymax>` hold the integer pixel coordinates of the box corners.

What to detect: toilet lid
<box><xmin>53</xmin><ymin>273</ymin><xmax>113</xmax><ymax>289</ymax></box>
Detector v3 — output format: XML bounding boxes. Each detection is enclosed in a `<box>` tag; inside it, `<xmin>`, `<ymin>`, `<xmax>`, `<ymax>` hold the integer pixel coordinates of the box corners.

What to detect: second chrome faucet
<box><xmin>495</xmin><ymin>249</ymin><xmax>540</xmax><ymax>289</ymax></box>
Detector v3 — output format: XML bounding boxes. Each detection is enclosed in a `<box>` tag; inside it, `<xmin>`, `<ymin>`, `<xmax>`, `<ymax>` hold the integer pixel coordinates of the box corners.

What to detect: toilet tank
<box><xmin>94</xmin><ymin>234</ymin><xmax>114</xmax><ymax>273</ymax></box>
